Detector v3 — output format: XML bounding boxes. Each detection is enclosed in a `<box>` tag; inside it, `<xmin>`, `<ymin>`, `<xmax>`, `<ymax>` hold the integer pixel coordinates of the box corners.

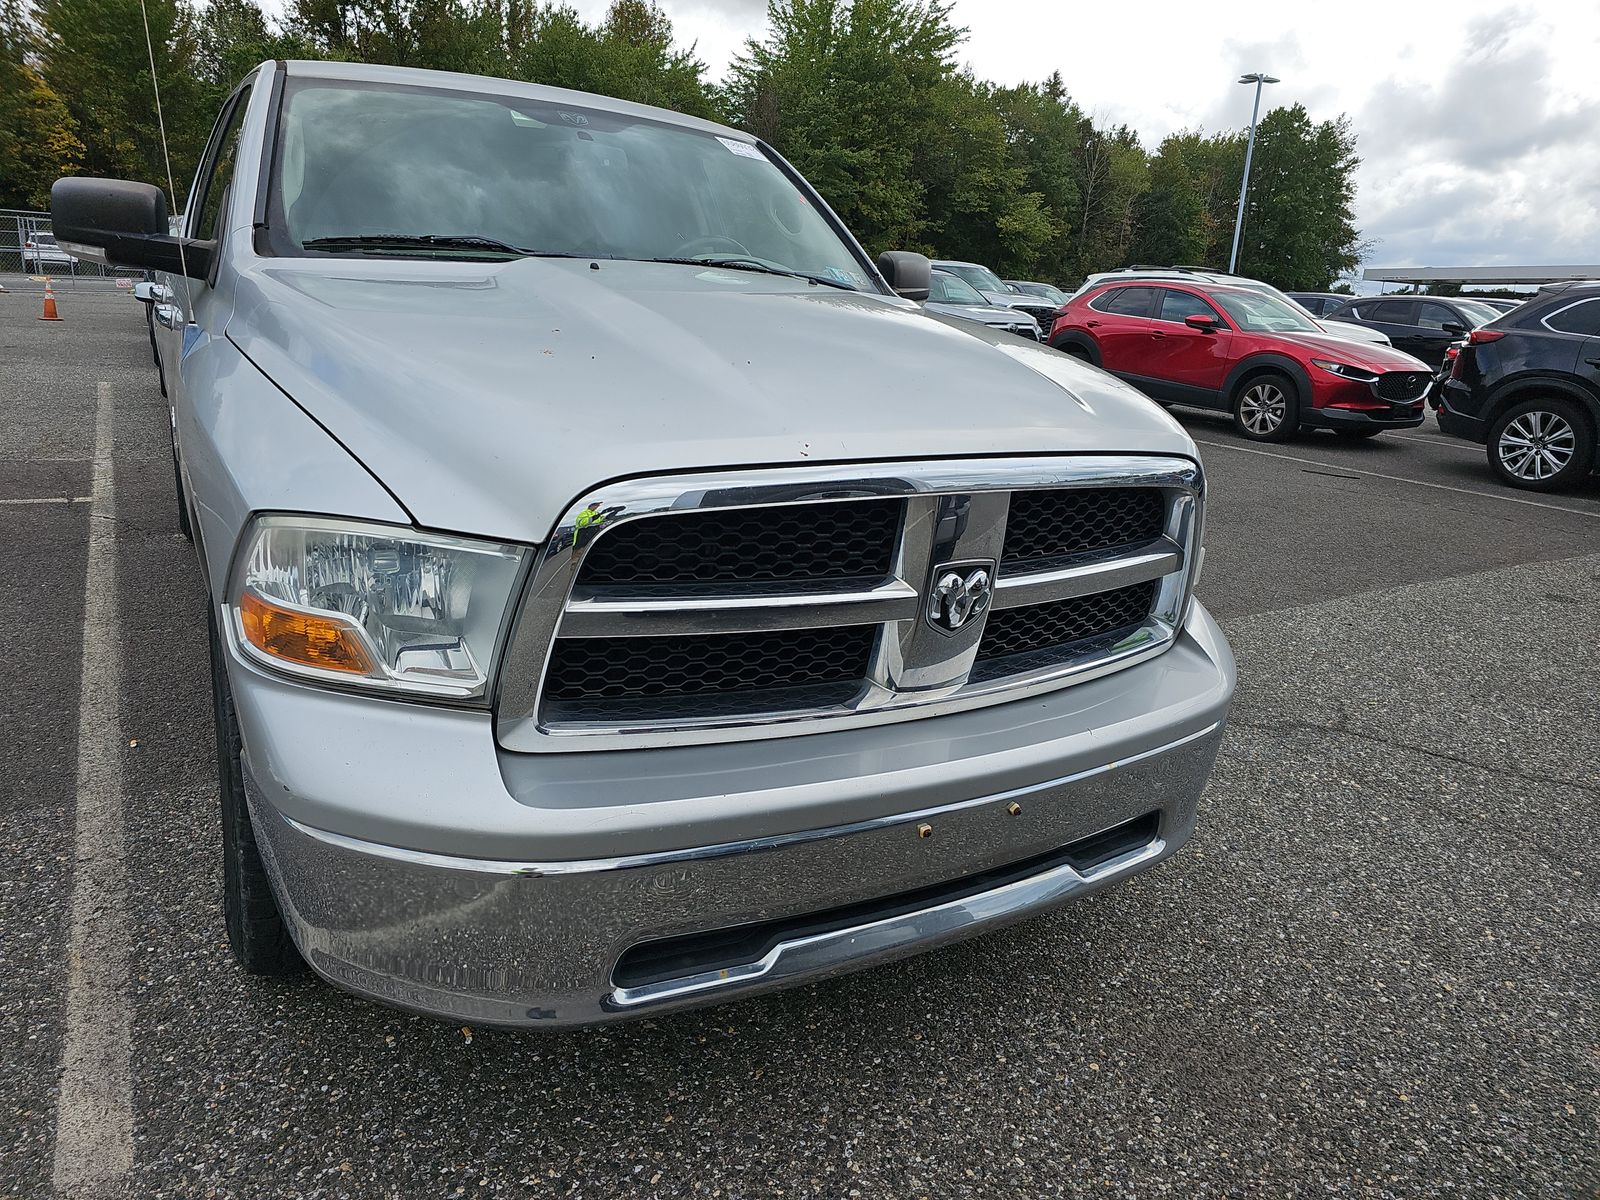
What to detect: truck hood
<box><xmin>227</xmin><ymin>257</ymin><xmax>1195</xmax><ymax>545</ymax></box>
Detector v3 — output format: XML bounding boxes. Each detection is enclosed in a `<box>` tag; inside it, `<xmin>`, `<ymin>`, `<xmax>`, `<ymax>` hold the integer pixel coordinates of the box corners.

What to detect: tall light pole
<box><xmin>1228</xmin><ymin>71</ymin><xmax>1279</xmax><ymax>274</ymax></box>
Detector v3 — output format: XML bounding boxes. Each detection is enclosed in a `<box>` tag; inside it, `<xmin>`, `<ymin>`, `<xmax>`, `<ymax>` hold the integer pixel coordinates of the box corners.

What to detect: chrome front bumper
<box><xmin>239</xmin><ymin>604</ymin><xmax>1234</xmax><ymax>1029</ymax></box>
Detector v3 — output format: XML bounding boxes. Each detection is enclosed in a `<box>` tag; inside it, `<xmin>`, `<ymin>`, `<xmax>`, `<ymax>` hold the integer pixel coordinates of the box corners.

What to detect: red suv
<box><xmin>1049</xmin><ymin>281</ymin><xmax>1435</xmax><ymax>441</ymax></box>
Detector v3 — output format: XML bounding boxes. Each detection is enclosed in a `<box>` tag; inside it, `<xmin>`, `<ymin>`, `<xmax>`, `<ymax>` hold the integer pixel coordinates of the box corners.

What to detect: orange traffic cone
<box><xmin>38</xmin><ymin>278</ymin><xmax>63</xmax><ymax>321</ymax></box>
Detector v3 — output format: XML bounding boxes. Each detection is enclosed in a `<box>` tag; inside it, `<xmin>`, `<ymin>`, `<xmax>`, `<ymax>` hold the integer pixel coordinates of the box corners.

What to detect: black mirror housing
<box><xmin>877</xmin><ymin>250</ymin><xmax>932</xmax><ymax>302</ymax></box>
<box><xmin>51</xmin><ymin>176</ymin><xmax>213</xmax><ymax>279</ymax></box>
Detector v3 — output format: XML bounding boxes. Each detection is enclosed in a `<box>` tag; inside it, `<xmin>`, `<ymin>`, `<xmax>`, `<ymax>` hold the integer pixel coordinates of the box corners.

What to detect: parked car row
<box><xmin>925</xmin><ymin>269</ymin><xmax>1042</xmax><ymax>339</ymax></box>
<box><xmin>1316</xmin><ymin>294</ymin><xmax>1501</xmax><ymax>367</ymax></box>
<box><xmin>921</xmin><ymin>255</ymin><xmax>1592</xmax><ymax>493</ymax></box>
<box><xmin>932</xmin><ymin>259</ymin><xmax>1060</xmax><ymax>332</ymax></box>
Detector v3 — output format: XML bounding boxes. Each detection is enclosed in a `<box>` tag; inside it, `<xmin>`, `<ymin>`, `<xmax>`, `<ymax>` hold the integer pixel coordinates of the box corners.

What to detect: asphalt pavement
<box><xmin>2</xmin><ymin>287</ymin><xmax>1596</xmax><ymax>1199</ymax></box>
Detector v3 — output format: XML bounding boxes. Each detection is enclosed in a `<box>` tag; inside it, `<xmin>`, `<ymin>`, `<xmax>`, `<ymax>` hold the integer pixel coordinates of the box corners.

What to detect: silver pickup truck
<box><xmin>52</xmin><ymin>61</ymin><xmax>1234</xmax><ymax>1028</ymax></box>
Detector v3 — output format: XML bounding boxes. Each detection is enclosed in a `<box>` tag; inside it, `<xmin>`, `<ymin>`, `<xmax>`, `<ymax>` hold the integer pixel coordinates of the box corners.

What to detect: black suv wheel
<box><xmin>1487</xmin><ymin>396</ymin><xmax>1595</xmax><ymax>491</ymax></box>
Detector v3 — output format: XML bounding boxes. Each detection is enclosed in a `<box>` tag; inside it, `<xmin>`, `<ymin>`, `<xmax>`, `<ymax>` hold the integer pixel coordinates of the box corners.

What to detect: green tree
<box><xmin>1127</xmin><ymin>133</ymin><xmax>1206</xmax><ymax>268</ymax></box>
<box><xmin>991</xmin><ymin>73</ymin><xmax>1084</xmax><ymax>281</ymax></box>
<box><xmin>34</xmin><ymin>0</ymin><xmax>212</xmax><ymax>194</ymax></box>
<box><xmin>505</xmin><ymin>1</ymin><xmax>717</xmax><ymax>118</ymax></box>
<box><xmin>728</xmin><ymin>0</ymin><xmax>967</xmax><ymax>254</ymax></box>
<box><xmin>196</xmin><ymin>0</ymin><xmax>310</xmax><ymax>101</ymax></box>
<box><xmin>0</xmin><ymin>0</ymin><xmax>85</xmax><ymax>208</ymax></box>
<box><xmin>1230</xmin><ymin>103</ymin><xmax>1365</xmax><ymax>288</ymax></box>
<box><xmin>917</xmin><ymin>73</ymin><xmax>1050</xmax><ymax>274</ymax></box>
<box><xmin>1068</xmin><ymin>117</ymin><xmax>1146</xmax><ymax>278</ymax></box>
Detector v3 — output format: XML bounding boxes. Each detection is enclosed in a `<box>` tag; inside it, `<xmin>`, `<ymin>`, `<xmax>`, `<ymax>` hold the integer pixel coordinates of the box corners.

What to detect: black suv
<box><xmin>1437</xmin><ymin>282</ymin><xmax>1600</xmax><ymax>491</ymax></box>
<box><xmin>1324</xmin><ymin>295</ymin><xmax>1501</xmax><ymax>367</ymax></box>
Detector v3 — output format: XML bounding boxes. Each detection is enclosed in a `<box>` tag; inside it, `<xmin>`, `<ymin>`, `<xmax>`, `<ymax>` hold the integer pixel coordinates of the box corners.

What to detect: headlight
<box><xmin>228</xmin><ymin>516</ymin><xmax>526</xmax><ymax>701</ymax></box>
<box><xmin>1310</xmin><ymin>357</ymin><xmax>1379</xmax><ymax>382</ymax></box>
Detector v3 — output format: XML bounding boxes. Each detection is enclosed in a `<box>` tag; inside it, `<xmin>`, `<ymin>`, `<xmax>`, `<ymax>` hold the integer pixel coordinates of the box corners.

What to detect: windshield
<box><xmin>931</xmin><ymin>271</ymin><xmax>987</xmax><ymax>305</ymax></box>
<box><xmin>272</xmin><ymin>79</ymin><xmax>873</xmax><ymax>289</ymax></box>
<box><xmin>1212</xmin><ymin>289</ymin><xmax>1323</xmax><ymax>334</ymax></box>
<box><xmin>1013</xmin><ymin>282</ymin><xmax>1066</xmax><ymax>304</ymax></box>
<box><xmin>1453</xmin><ymin>299</ymin><xmax>1500</xmax><ymax>326</ymax></box>
<box><xmin>941</xmin><ymin>262</ymin><xmax>1007</xmax><ymax>295</ymax></box>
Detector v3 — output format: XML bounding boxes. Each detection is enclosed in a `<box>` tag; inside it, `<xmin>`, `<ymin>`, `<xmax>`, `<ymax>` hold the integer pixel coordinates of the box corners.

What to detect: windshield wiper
<box><xmin>645</xmin><ymin>256</ymin><xmax>860</xmax><ymax>292</ymax></box>
<box><xmin>301</xmin><ymin>234</ymin><xmax>587</xmax><ymax>259</ymax></box>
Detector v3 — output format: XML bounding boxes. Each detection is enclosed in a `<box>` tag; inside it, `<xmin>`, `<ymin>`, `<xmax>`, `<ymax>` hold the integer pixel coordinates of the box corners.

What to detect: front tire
<box><xmin>210</xmin><ymin>612</ymin><xmax>304</xmax><ymax>976</ymax></box>
<box><xmin>1232</xmin><ymin>372</ymin><xmax>1299</xmax><ymax>442</ymax></box>
<box><xmin>171</xmin><ymin>414</ymin><xmax>192</xmax><ymax>541</ymax></box>
<box><xmin>1487</xmin><ymin>397</ymin><xmax>1595</xmax><ymax>491</ymax></box>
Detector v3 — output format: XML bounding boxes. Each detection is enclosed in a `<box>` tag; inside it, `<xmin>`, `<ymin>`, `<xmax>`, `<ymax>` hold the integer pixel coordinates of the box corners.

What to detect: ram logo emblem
<box><xmin>927</xmin><ymin>562</ymin><xmax>994</xmax><ymax>633</ymax></box>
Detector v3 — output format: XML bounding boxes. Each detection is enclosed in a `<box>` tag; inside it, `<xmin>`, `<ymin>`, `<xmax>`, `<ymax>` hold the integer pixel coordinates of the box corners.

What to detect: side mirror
<box><xmin>131</xmin><ymin>281</ymin><xmax>156</xmax><ymax>303</ymax></box>
<box><xmin>51</xmin><ymin>177</ymin><xmax>213</xmax><ymax>279</ymax></box>
<box><xmin>1185</xmin><ymin>313</ymin><xmax>1220</xmax><ymax>331</ymax></box>
<box><xmin>876</xmin><ymin>250</ymin><xmax>931</xmax><ymax>302</ymax></box>
<box><xmin>1441</xmin><ymin>321</ymin><xmax>1467</xmax><ymax>336</ymax></box>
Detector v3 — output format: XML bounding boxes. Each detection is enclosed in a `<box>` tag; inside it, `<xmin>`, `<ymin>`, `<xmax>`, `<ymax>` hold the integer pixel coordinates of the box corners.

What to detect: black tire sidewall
<box><xmin>208</xmin><ymin>610</ymin><xmax>304</xmax><ymax>975</ymax></box>
<box><xmin>1486</xmin><ymin>397</ymin><xmax>1596</xmax><ymax>492</ymax></box>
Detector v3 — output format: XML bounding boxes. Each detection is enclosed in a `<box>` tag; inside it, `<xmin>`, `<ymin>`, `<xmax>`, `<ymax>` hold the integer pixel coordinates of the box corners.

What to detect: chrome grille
<box><xmin>496</xmin><ymin>456</ymin><xmax>1202</xmax><ymax>752</ymax></box>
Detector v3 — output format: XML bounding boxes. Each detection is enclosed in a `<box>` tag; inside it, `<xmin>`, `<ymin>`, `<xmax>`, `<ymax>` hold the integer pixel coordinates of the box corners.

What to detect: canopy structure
<box><xmin>1363</xmin><ymin>265</ymin><xmax>1600</xmax><ymax>285</ymax></box>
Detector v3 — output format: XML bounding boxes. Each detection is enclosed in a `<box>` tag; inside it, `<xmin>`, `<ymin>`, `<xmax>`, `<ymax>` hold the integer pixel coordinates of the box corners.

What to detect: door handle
<box><xmin>1587</xmin><ymin>358</ymin><xmax>1600</xmax><ymax>367</ymax></box>
<box><xmin>1151</xmin><ymin>330</ymin><xmax>1166</xmax><ymax>338</ymax></box>
<box><xmin>153</xmin><ymin>303</ymin><xmax>182</xmax><ymax>329</ymax></box>
<box><xmin>1085</xmin><ymin>319</ymin><xmax>1101</xmax><ymax>328</ymax></box>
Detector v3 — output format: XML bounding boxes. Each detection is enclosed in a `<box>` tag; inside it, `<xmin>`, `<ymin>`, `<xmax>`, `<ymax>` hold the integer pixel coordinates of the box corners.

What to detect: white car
<box><xmin>22</xmin><ymin>230</ymin><xmax>75</xmax><ymax>273</ymax></box>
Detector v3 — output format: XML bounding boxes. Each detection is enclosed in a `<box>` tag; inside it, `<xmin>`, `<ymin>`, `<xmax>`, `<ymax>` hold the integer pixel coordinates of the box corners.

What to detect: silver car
<box><xmin>52</xmin><ymin>61</ymin><xmax>1233</xmax><ymax>1028</ymax></box>
<box><xmin>926</xmin><ymin>269</ymin><xmax>1042</xmax><ymax>339</ymax></box>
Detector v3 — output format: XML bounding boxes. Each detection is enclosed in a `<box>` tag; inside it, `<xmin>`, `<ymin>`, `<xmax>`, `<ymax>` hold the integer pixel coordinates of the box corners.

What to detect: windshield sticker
<box><xmin>717</xmin><ymin>136</ymin><xmax>765</xmax><ymax>160</ymax></box>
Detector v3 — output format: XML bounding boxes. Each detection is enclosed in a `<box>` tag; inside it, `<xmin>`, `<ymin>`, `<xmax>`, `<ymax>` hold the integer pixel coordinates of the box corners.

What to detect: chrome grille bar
<box><xmin>560</xmin><ymin>579</ymin><xmax>921</xmax><ymax>637</ymax></box>
<box><xmin>991</xmin><ymin>538</ymin><xmax>1183</xmax><ymax>610</ymax></box>
<box><xmin>494</xmin><ymin>455</ymin><xmax>1203</xmax><ymax>753</ymax></box>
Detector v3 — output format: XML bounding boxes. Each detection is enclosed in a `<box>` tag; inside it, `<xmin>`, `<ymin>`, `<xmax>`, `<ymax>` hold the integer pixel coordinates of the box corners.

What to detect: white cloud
<box><xmin>640</xmin><ymin>0</ymin><xmax>1600</xmax><ymax>274</ymax></box>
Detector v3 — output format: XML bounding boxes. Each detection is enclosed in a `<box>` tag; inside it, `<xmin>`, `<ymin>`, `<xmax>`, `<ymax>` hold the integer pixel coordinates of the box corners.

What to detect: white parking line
<box><xmin>1191</xmin><ymin>437</ymin><xmax>1600</xmax><ymax>519</ymax></box>
<box><xmin>1387</xmin><ymin>432</ymin><xmax>1479</xmax><ymax>451</ymax></box>
<box><xmin>0</xmin><ymin>495</ymin><xmax>92</xmax><ymax>506</ymax></box>
<box><xmin>52</xmin><ymin>382</ymin><xmax>135</xmax><ymax>1193</ymax></box>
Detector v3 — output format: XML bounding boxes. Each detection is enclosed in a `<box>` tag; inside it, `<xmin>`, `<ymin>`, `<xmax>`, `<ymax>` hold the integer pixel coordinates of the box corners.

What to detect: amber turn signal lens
<box><xmin>238</xmin><ymin>590</ymin><xmax>375</xmax><ymax>675</ymax></box>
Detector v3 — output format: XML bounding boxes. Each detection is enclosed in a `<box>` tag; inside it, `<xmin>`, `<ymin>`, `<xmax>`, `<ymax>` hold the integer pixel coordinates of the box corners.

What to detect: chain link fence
<box><xmin>1</xmin><ymin>208</ymin><xmax>146</xmax><ymax>287</ymax></box>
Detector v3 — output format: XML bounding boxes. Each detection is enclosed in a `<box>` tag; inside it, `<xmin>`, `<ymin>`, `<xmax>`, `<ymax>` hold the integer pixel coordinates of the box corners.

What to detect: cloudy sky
<box><xmin>565</xmin><ymin>0</ymin><xmax>1600</xmax><ymax>283</ymax></box>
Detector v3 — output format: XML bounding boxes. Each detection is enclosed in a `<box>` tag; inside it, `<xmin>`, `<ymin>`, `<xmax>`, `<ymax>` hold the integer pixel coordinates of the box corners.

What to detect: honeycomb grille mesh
<box><xmin>1002</xmin><ymin>488</ymin><xmax>1165</xmax><ymax>569</ymax></box>
<box><xmin>1374</xmin><ymin>371</ymin><xmax>1431</xmax><ymax>401</ymax></box>
<box><xmin>542</xmin><ymin>626</ymin><xmax>875</xmax><ymax>720</ymax></box>
<box><xmin>578</xmin><ymin>499</ymin><xmax>901</xmax><ymax>586</ymax></box>
<box><xmin>975</xmin><ymin>581</ymin><xmax>1157</xmax><ymax>668</ymax></box>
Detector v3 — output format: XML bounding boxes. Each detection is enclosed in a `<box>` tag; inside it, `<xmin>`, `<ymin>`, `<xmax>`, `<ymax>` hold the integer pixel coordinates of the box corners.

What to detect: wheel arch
<box><xmin>1224</xmin><ymin>354</ymin><xmax>1313</xmax><ymax>412</ymax></box>
<box><xmin>1050</xmin><ymin>329</ymin><xmax>1102</xmax><ymax>367</ymax></box>
<box><xmin>1483</xmin><ymin>374</ymin><xmax>1600</xmax><ymax>436</ymax></box>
